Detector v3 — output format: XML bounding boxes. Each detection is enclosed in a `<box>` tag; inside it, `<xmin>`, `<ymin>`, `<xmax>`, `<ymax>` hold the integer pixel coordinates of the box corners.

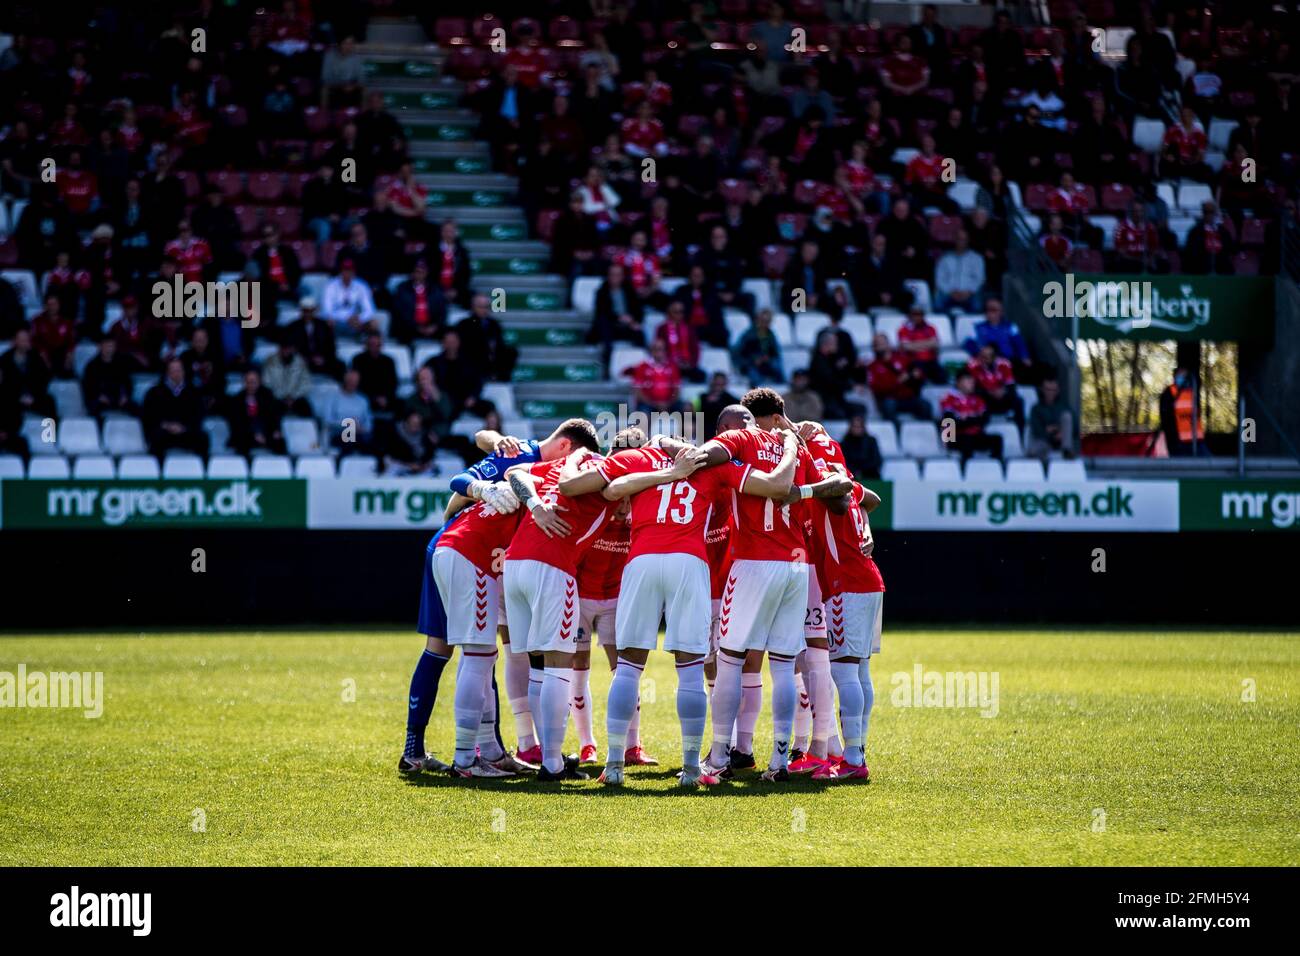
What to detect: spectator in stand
<box><xmin>430</xmin><ymin>219</ymin><xmax>472</xmax><ymax>309</ymax></box>
<box><xmin>853</xmin><ymin>232</ymin><xmax>912</xmax><ymax>312</ymax></box>
<box><xmin>164</xmin><ymin>219</ymin><xmax>213</xmax><ymax>284</ymax></box>
<box><xmin>1027</xmin><ymin>378</ymin><xmax>1075</xmax><ymax>460</ymax></box>
<box><xmin>108</xmin><ymin>295</ymin><xmax>156</xmax><ymax>373</ymax></box>
<box><xmin>783</xmin><ymin>369</ymin><xmax>824</xmax><ymax>424</ymax></box>
<box><xmin>740</xmin><ymin>41</ymin><xmax>783</xmax><ymax>115</ymax></box>
<box><xmin>672</xmin><ymin>265</ymin><xmax>728</xmax><ymax>348</ymax></box>
<box><xmin>391</xmin><ymin>259</ymin><xmax>447</xmax><ymax>345</ymax></box>
<box><xmin>964</xmin><ymin>297</ymin><xmax>1033</xmax><ymax>381</ymax></box>
<box><xmin>192</xmin><ymin>186</ymin><xmax>243</xmax><ymax>273</ymax></box>
<box><xmin>578</xmin><ymin>165</ymin><xmax>621</xmax><ymax>236</ymax></box>
<box><xmin>13</xmin><ymin>186</ymin><xmax>74</xmax><ymax>272</ymax></box>
<box><xmin>56</xmin><ymin>148</ymin><xmax>99</xmax><ymax>226</ymax></box>
<box><xmin>1113</xmin><ymin>201</ymin><xmax>1168</xmax><ymax>273</ymax></box>
<box><xmin>615</xmin><ymin>229</ymin><xmax>666</xmax><ymax>309</ymax></box>
<box><xmin>620</xmin><ymin>99</ymin><xmax>668</xmax><ymax>159</ymax></box>
<box><xmin>426</xmin><ymin>330</ymin><xmax>485</xmax><ymax>419</ymax></box>
<box><xmin>732</xmin><ymin>308</ymin><xmax>785</xmax><ymax>385</ymax></box>
<box><xmin>142</xmin><ymin>357</ymin><xmax>209</xmax><ymax>459</ymax></box>
<box><xmin>405</xmin><ymin>366</ymin><xmax>454</xmax><ymax>451</ymax></box>
<box><xmin>782</xmin><ymin>240</ymin><xmax>843</xmax><ymax>320</ymax></box>
<box><xmin>877</xmin><ymin>196</ymin><xmax>930</xmax><ymax>281</ymax></box>
<box><xmin>41</xmin><ymin>253</ymin><xmax>89</xmax><ymax>327</ymax></box>
<box><xmin>841</xmin><ymin>414</ymin><xmax>883</xmax><ymax>481</ymax></box>
<box><xmin>302</xmin><ymin>164</ymin><xmax>351</xmax><ymax>251</ymax></box>
<box><xmin>879</xmin><ymin>34</ymin><xmax>930</xmax><ymax>118</ymax></box>
<box><xmin>384</xmin><ymin>409</ymin><xmax>438</xmax><ymax>475</ymax></box>
<box><xmin>965</xmin><ymin>206</ymin><xmax>1007</xmax><ymax>289</ymax></box>
<box><xmin>289</xmin><ymin>298</ymin><xmax>343</xmax><ymax>380</ymax></box>
<box><xmin>624</xmin><ymin>338</ymin><xmax>682</xmax><ymax>415</ymax></box>
<box><xmin>1158</xmin><ymin>367</ymin><xmax>1207</xmax><ymax>457</ymax></box>
<box><xmin>321</xmin><ymin>258</ymin><xmax>377</xmax><ymax>336</ymax></box>
<box><xmin>898</xmin><ymin>305</ymin><xmax>946</xmax><ymax>384</ymax></box>
<box><xmin>0</xmin><ymin>329</ymin><xmax>55</xmax><ymax>419</ymax></box>
<box><xmin>908</xmin><ymin>3</ymin><xmax>950</xmax><ymax>77</ymax></box>
<box><xmin>969</xmin><ymin>344</ymin><xmax>1024</xmax><ymax>428</ymax></box>
<box><xmin>814</xmin><ymin>29</ymin><xmax>858</xmax><ymax>99</ymax></box>
<box><xmin>1020</xmin><ymin>72</ymin><xmax>1067</xmax><ymax>132</ymax></box>
<box><xmin>261</xmin><ymin>336</ymin><xmax>313</xmax><ymax>418</ymax></box>
<box><xmin>1162</xmin><ymin>105</ymin><xmax>1210</xmax><ymax>182</ymax></box>
<box><xmin>181</xmin><ymin>326</ymin><xmax>225</xmax><ymax>416</ymax></box>
<box><xmin>324</xmin><ymin>369</ymin><xmax>374</xmax><ymax>455</ymax></box>
<box><xmin>1184</xmin><ymin>201</ymin><xmax>1237</xmax><ymax>275</ymax></box>
<box><xmin>792</xmin><ymin>68</ymin><xmax>836</xmax><ymax>124</ymax></box>
<box><xmin>698</xmin><ymin>371</ymin><xmax>739</xmax><ymax>432</ymax></box>
<box><xmin>1075</xmin><ymin>95</ymin><xmax>1129</xmax><ymax>187</ymax></box>
<box><xmin>355</xmin><ymin>89</ymin><xmax>406</xmax><ymax>175</ymax></box>
<box><xmin>751</xmin><ymin>2</ymin><xmax>794</xmax><ymax>64</ymax></box>
<box><xmin>387</xmin><ymin>160</ymin><xmax>431</xmax><ymax>242</ymax></box>
<box><xmin>866</xmin><ymin>333</ymin><xmax>931</xmax><ymax>421</ymax></box>
<box><xmin>252</xmin><ymin>224</ymin><xmax>303</xmax><ymax>303</ymax></box>
<box><xmin>453</xmin><ymin>293</ymin><xmax>518</xmax><ymax>383</ymax></box>
<box><xmin>32</xmin><ymin>295</ymin><xmax>76</xmax><ymax>379</ymax></box>
<box><xmin>225</xmin><ymin>368</ymin><xmax>286</xmax><ymax>457</ymax></box>
<box><xmin>82</xmin><ymin>337</ymin><xmax>136</xmax><ymax>419</ymax></box>
<box><xmin>1038</xmin><ymin>213</ymin><xmax>1074</xmax><ymax>268</ymax></box>
<box><xmin>550</xmin><ymin>191</ymin><xmax>600</xmax><ymax>281</ymax></box>
<box><xmin>320</xmin><ymin>36</ymin><xmax>364</xmax><ymax>108</ymax></box>
<box><xmin>0</xmin><ymin>392</ymin><xmax>28</xmax><ymax>461</ymax></box>
<box><xmin>351</xmin><ymin>332</ymin><xmax>398</xmax><ymax>414</ymax></box>
<box><xmin>935</xmin><ymin>229</ymin><xmax>986</xmax><ymax>312</ymax></box>
<box><xmin>979</xmin><ymin>9</ymin><xmax>1025</xmax><ymax>96</ymax></box>
<box><xmin>1004</xmin><ymin>104</ymin><xmax>1058</xmax><ymax>185</ymax></box>
<box><xmin>940</xmin><ymin>370</ymin><xmax>1003</xmax><ymax>463</ymax></box>
<box><xmin>655</xmin><ymin>301</ymin><xmax>703</xmax><ymax>383</ymax></box>
<box><xmin>936</xmin><ymin>106</ymin><xmax>976</xmax><ymax>173</ymax></box>
<box><xmin>695</xmin><ymin>225</ymin><xmax>753</xmax><ymax>317</ymax></box>
<box><xmin>904</xmin><ymin>133</ymin><xmax>949</xmax><ymax>210</ymax></box>
<box><xmin>339</xmin><ymin>221</ymin><xmax>387</xmax><ymax>295</ymax></box>
<box><xmin>479</xmin><ymin>63</ymin><xmax>536</xmax><ymax>172</ymax></box>
<box><xmin>810</xmin><ymin>329</ymin><xmax>865</xmax><ymax>421</ymax></box>
<box><xmin>589</xmin><ymin>262</ymin><xmax>645</xmax><ymax>351</ymax></box>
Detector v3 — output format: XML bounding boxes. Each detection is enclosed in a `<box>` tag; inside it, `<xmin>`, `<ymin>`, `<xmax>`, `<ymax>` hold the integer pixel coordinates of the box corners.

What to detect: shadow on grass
<box><xmin>399</xmin><ymin>765</ymin><xmax>853</xmax><ymax>797</ymax></box>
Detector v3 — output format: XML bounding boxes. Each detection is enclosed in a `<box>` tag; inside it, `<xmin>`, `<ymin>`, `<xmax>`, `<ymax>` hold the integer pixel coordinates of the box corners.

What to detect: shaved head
<box><xmin>715</xmin><ymin>404</ymin><xmax>754</xmax><ymax>435</ymax></box>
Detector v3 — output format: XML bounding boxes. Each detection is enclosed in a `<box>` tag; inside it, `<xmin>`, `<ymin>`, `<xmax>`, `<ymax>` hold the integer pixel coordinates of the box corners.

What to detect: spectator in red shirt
<box><xmin>880</xmin><ymin>34</ymin><xmax>930</xmax><ymax>118</ymax></box>
<box><xmin>1039</xmin><ymin>213</ymin><xmax>1074</xmax><ymax>268</ymax></box>
<box><xmin>904</xmin><ymin>133</ymin><xmax>949</xmax><ymax>208</ymax></box>
<box><xmin>164</xmin><ymin>219</ymin><xmax>213</xmax><ymax>284</ymax></box>
<box><xmin>1184</xmin><ymin>201</ymin><xmax>1237</xmax><ymax>275</ymax></box>
<box><xmin>897</xmin><ymin>305</ymin><xmax>946</xmax><ymax>383</ymax></box>
<box><xmin>615</xmin><ymin>230</ymin><xmax>666</xmax><ymax>307</ymax></box>
<box><xmin>620</xmin><ymin>100</ymin><xmax>667</xmax><ymax>158</ymax></box>
<box><xmin>968</xmin><ymin>344</ymin><xmax>1024</xmax><ymax>428</ymax></box>
<box><xmin>940</xmin><ymin>370</ymin><xmax>1004</xmax><ymax>462</ymax></box>
<box><xmin>624</xmin><ymin>339</ymin><xmax>682</xmax><ymax>413</ymax></box>
<box><xmin>1163</xmin><ymin>106</ymin><xmax>1210</xmax><ymax>182</ymax></box>
<box><xmin>866</xmin><ymin>332</ymin><xmax>931</xmax><ymax>421</ymax></box>
<box><xmin>42</xmin><ymin>250</ymin><xmax>91</xmax><ymax>319</ymax></box>
<box><xmin>32</xmin><ymin>295</ymin><xmax>77</xmax><ymax>378</ymax></box>
<box><xmin>1113</xmin><ymin>201</ymin><xmax>1168</xmax><ymax>273</ymax></box>
<box><xmin>654</xmin><ymin>301</ymin><xmax>704</xmax><ymax>382</ymax></box>
<box><xmin>56</xmin><ymin>148</ymin><xmax>98</xmax><ymax>223</ymax></box>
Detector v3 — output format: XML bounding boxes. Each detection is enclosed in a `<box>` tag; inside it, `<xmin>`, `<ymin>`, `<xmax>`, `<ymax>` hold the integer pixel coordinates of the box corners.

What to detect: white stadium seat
<box><xmin>987</xmin><ymin>421</ymin><xmax>1024</xmax><ymax>459</ymax></box>
<box><xmin>927</xmin><ymin>314</ymin><xmax>954</xmax><ymax>348</ymax></box>
<box><xmin>162</xmin><ymin>453</ymin><xmax>204</xmax><ymax>479</ymax></box>
<box><xmin>57</xmin><ymin>417</ymin><xmax>101</xmax><ymax>456</ymax></box>
<box><xmin>28</xmin><ymin>457</ymin><xmax>70</xmax><ymax>479</ymax></box>
<box><xmin>72</xmin><ymin>455</ymin><xmax>116</xmax><ymax>479</ymax></box>
<box><xmin>1132</xmin><ymin>118</ymin><xmax>1166</xmax><ymax>153</ymax></box>
<box><xmin>767</xmin><ymin>310</ymin><xmax>794</xmax><ymax>347</ymax></box>
<box><xmin>481</xmin><ymin>383</ymin><xmax>517</xmax><ymax>416</ymax></box>
<box><xmin>251</xmin><ymin>455</ymin><xmax>293</xmax><ymax>479</ymax></box>
<box><xmin>0</xmin><ymin>454</ymin><xmax>24</xmax><ymax>478</ymax></box>
<box><xmin>1207</xmin><ymin>118</ymin><xmax>1237</xmax><ymax>152</ymax></box>
<box><xmin>103</xmin><ymin>416</ymin><xmax>147</xmax><ymax>457</ymax></box>
<box><xmin>953</xmin><ymin>314</ymin><xmax>980</xmax><ymax>349</ymax></box>
<box><xmin>867</xmin><ymin>421</ymin><xmax>901</xmax><ymax>458</ymax></box>
<box><xmin>283</xmin><ymin>417</ymin><xmax>321</xmax><ymax>457</ymax></box>
<box><xmin>338</xmin><ymin>455</ymin><xmax>378</xmax><ymax>478</ymax></box>
<box><xmin>384</xmin><ymin>344</ymin><xmax>413</xmax><ymax>383</ymax></box>
<box><xmin>412</xmin><ymin>341</ymin><xmax>442</xmax><ymax>372</ymax></box>
<box><xmin>947</xmin><ymin>179</ymin><xmax>980</xmax><ymax>210</ymax></box>
<box><xmin>873</xmin><ymin>312</ymin><xmax>906</xmax><ymax>345</ymax></box>
<box><xmin>309</xmin><ymin>379</ymin><xmax>341</xmax><ymax>419</ymax></box>
<box><xmin>840</xmin><ymin>312</ymin><xmax>873</xmax><ymax>348</ymax></box>
<box><xmin>903</xmin><ymin>280</ymin><xmax>931</xmax><ymax>313</ymax></box>
<box><xmin>571</xmin><ymin>276</ymin><xmax>602</xmax><ymax>315</ymax></box>
<box><xmin>73</xmin><ymin>341</ymin><xmax>99</xmax><ymax>378</ymax></box>
<box><xmin>1047</xmin><ymin>459</ymin><xmax>1087</xmax><ymax>483</ymax></box>
<box><xmin>881</xmin><ymin>459</ymin><xmax>920</xmax><ymax>482</ymax></box>
<box><xmin>724</xmin><ymin>307</ymin><xmax>752</xmax><ymax>345</ymax></box>
<box><xmin>697</xmin><ymin>347</ymin><xmax>732</xmax><ymax>380</ymax></box>
<box><xmin>1</xmin><ymin>269</ymin><xmax>39</xmax><ymax>310</ymax></box>
<box><xmin>117</xmin><ymin>455</ymin><xmax>161</xmax><ymax>479</ymax></box>
<box><xmin>1005</xmin><ymin>458</ymin><xmax>1045</xmax><ymax>483</ymax></box>
<box><xmin>793</xmin><ymin>311</ymin><xmax>832</xmax><ymax>348</ymax></box>
<box><xmin>1176</xmin><ymin>182</ymin><xmax>1214</xmax><ymax>214</ymax></box>
<box><xmin>207</xmin><ymin>455</ymin><xmax>249</xmax><ymax>479</ymax></box>
<box><xmin>964</xmin><ymin>459</ymin><xmax>1004</xmax><ymax>482</ymax></box>
<box><xmin>922</xmin><ymin>458</ymin><xmax>962</xmax><ymax>482</ymax></box>
<box><xmin>900</xmin><ymin>421</ymin><xmax>941</xmax><ymax>459</ymax></box>
<box><xmin>204</xmin><ymin>417</ymin><xmax>231</xmax><ymax>455</ymax></box>
<box><xmin>294</xmin><ymin>455</ymin><xmax>336</xmax><ymax>478</ymax></box>
<box><xmin>50</xmin><ymin>380</ymin><xmax>86</xmax><ymax>417</ymax></box>
<box><xmin>741</xmin><ymin>278</ymin><xmax>774</xmax><ymax>315</ymax></box>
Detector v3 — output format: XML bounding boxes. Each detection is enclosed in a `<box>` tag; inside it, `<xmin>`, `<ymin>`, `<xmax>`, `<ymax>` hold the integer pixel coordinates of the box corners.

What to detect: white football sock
<box><xmin>709</xmin><ymin>654</ymin><xmax>744</xmax><ymax>765</ymax></box>
<box><xmin>768</xmin><ymin>656</ymin><xmax>797</xmax><ymax>770</ymax></box>
<box><xmin>570</xmin><ymin>666</ymin><xmax>595</xmax><ymax>749</ymax></box>
<box><xmin>539</xmin><ymin>667</ymin><xmax>573</xmax><ymax>774</ymax></box>
<box><xmin>526</xmin><ymin>666</ymin><xmax>544</xmax><ymax>753</ymax></box>
<box><xmin>792</xmin><ymin>670</ymin><xmax>811</xmax><ymax>752</ymax></box>
<box><xmin>604</xmin><ymin>659</ymin><xmax>642</xmax><ymax>769</ymax></box>
<box><xmin>806</xmin><ymin>645</ymin><xmax>832</xmax><ymax>759</ymax></box>
<box><xmin>452</xmin><ymin>649</ymin><xmax>496</xmax><ymax>767</ymax></box>
<box><xmin>475</xmin><ymin>668</ymin><xmax>504</xmax><ymax>762</ymax></box>
<box><xmin>859</xmin><ymin>657</ymin><xmax>875</xmax><ymax>763</ymax></box>
<box><xmin>506</xmin><ymin>648</ymin><xmax>536</xmax><ymax>751</ymax></box>
<box><xmin>675</xmin><ymin>658</ymin><xmax>707</xmax><ymax>772</ymax></box>
<box><xmin>832</xmin><ymin>660</ymin><xmax>866</xmax><ymax>766</ymax></box>
<box><xmin>736</xmin><ymin>672</ymin><xmax>763</xmax><ymax>753</ymax></box>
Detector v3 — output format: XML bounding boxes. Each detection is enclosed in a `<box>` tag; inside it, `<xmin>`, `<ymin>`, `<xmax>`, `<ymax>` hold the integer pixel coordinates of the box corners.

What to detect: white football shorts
<box><xmin>717</xmin><ymin>558</ymin><xmax>810</xmax><ymax>657</ymax></box>
<box><xmin>805</xmin><ymin>567</ymin><xmax>827</xmax><ymax>639</ymax></box>
<box><xmin>614</xmin><ymin>552</ymin><xmax>712</xmax><ymax>655</ymax></box>
<box><xmin>431</xmin><ymin>547</ymin><xmax>500</xmax><ymax>646</ymax></box>
<box><xmin>503</xmin><ymin>559</ymin><xmax>580</xmax><ymax>654</ymax></box>
<box><xmin>578</xmin><ymin>596</ymin><xmax>618</xmax><ymax>648</ymax></box>
<box><xmin>826</xmin><ymin>590</ymin><xmax>884</xmax><ymax>660</ymax></box>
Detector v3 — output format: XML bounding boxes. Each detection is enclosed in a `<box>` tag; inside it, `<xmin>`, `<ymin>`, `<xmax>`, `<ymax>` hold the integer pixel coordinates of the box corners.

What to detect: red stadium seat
<box><xmin>471</xmin><ymin>15</ymin><xmax>502</xmax><ymax>44</ymax></box>
<box><xmin>209</xmin><ymin>171</ymin><xmax>244</xmax><ymax>200</ymax></box>
<box><xmin>176</xmin><ymin>171</ymin><xmax>202</xmax><ymax>200</ymax></box>
<box><xmin>793</xmin><ymin>180</ymin><xmax>822</xmax><ymax>207</ymax></box>
<box><xmin>1232</xmin><ymin>251</ymin><xmax>1260</xmax><ymax>275</ymax></box>
<box><xmin>233</xmin><ymin>205</ymin><xmax>261</xmax><ymax>237</ymax></box>
<box><xmin>761</xmin><ymin>244</ymin><xmax>792</xmax><ymax>278</ymax></box>
<box><xmin>1024</xmin><ymin>183</ymin><xmax>1052</xmax><ymax>212</ymax></box>
<box><xmin>549</xmin><ymin>16</ymin><xmax>582</xmax><ymax>42</ymax></box>
<box><xmin>247</xmin><ymin>172</ymin><xmax>285</xmax><ymax>203</ymax></box>
<box><xmin>320</xmin><ymin>241</ymin><xmax>344</xmax><ymax>271</ymax></box>
<box><xmin>448</xmin><ymin>46</ymin><xmax>488</xmax><ymax>79</ymax></box>
<box><xmin>929</xmin><ymin>215</ymin><xmax>962</xmax><ymax>245</ymax></box>
<box><xmin>511</xmin><ymin>18</ymin><xmax>543</xmax><ymax>40</ymax></box>
<box><xmin>719</xmin><ymin>178</ymin><xmax>750</xmax><ymax>205</ymax></box>
<box><xmin>267</xmin><ymin>206</ymin><xmax>301</xmax><ymax>238</ymax></box>
<box><xmin>720</xmin><ymin>0</ymin><xmax>751</xmax><ymax>16</ymax></box>
<box><xmin>677</xmin><ymin>114</ymin><xmax>707</xmax><ymax>138</ymax></box>
<box><xmin>536</xmin><ymin>209</ymin><xmax>562</xmax><ymax>241</ymax></box>
<box><xmin>1099</xmin><ymin>183</ymin><xmax>1134</xmax><ymax>212</ymax></box>
<box><xmin>1071</xmin><ymin>248</ymin><xmax>1103</xmax><ymax>271</ymax></box>
<box><xmin>302</xmin><ymin>106</ymin><xmax>330</xmax><ymax>136</ymax></box>
<box><xmin>288</xmin><ymin>241</ymin><xmax>317</xmax><ymax>272</ymax></box>
<box><xmin>1239</xmin><ymin>218</ymin><xmax>1268</xmax><ymax>246</ymax></box>
<box><xmin>435</xmin><ymin>18</ymin><xmax>468</xmax><ymax>44</ymax></box>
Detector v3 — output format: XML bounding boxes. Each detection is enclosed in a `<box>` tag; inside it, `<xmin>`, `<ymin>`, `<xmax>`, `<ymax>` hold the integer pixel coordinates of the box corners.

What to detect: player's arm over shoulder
<box><xmin>557</xmin><ymin>449</ymin><xmax>608</xmax><ymax>496</ymax></box>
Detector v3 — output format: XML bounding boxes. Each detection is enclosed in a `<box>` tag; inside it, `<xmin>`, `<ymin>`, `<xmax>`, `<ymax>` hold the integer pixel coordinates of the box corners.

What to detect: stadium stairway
<box><xmin>360</xmin><ymin>18</ymin><xmax>628</xmax><ymax>437</ymax></box>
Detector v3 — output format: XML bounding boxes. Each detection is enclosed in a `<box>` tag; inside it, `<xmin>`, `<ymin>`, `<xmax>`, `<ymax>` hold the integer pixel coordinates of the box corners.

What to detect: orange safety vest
<box><xmin>1170</xmin><ymin>385</ymin><xmax>1205</xmax><ymax>441</ymax></box>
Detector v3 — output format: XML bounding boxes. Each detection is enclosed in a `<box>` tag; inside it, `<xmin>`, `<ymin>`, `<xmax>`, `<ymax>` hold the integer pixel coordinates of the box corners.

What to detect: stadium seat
<box><xmin>903</xmin><ymin>281</ymin><xmax>931</xmax><ymax>313</ymax></box>
<box><xmin>50</xmin><ymin>380</ymin><xmax>85</xmax><ymax>417</ymax></box>
<box><xmin>294</xmin><ymin>456</ymin><xmax>335</xmax><ymax>478</ymax></box>
<box><xmin>251</xmin><ymin>455</ymin><xmax>293</xmax><ymax>479</ymax></box>
<box><xmin>725</xmin><ymin>308</ymin><xmax>754</xmax><ymax>345</ymax></box>
<box><xmin>698</xmin><ymin>347</ymin><xmax>732</xmax><ymax>380</ymax></box>
<box><xmin>1132</xmin><ymin>118</ymin><xmax>1165</xmax><ymax>153</ymax></box>
<box><xmin>793</xmin><ymin>311</ymin><xmax>832</xmax><ymax>348</ymax></box>
<box><xmin>309</xmin><ymin>379</ymin><xmax>341</xmax><ymax>419</ymax></box>
<box><xmin>1</xmin><ymin>269</ymin><xmax>39</xmax><ymax>310</ymax></box>
<box><xmin>283</xmin><ymin>417</ymin><xmax>320</xmax><ymax>457</ymax></box>
<box><xmin>0</xmin><ymin>454</ymin><xmax>24</xmax><ymax>478</ymax></box>
<box><xmin>953</xmin><ymin>314</ymin><xmax>980</xmax><ymax>348</ymax></box>
<box><xmin>927</xmin><ymin>314</ymin><xmax>954</xmax><ymax>348</ymax></box>
<box><xmin>204</xmin><ymin>417</ymin><xmax>232</xmax><ymax>455</ymax></box>
<box><xmin>73</xmin><ymin>341</ymin><xmax>99</xmax><ymax>378</ymax></box>
<box><xmin>571</xmin><ymin>276</ymin><xmax>602</xmax><ymax>314</ymax></box>
<box><xmin>881</xmin><ymin>459</ymin><xmax>919</xmax><ymax>482</ymax></box>
<box><xmin>840</xmin><ymin>312</ymin><xmax>873</xmax><ymax>346</ymax></box>
<box><xmin>338</xmin><ymin>456</ymin><xmax>379</xmax><ymax>478</ymax></box>
<box><xmin>867</xmin><ymin>420</ymin><xmax>900</xmax><ymax>458</ymax></box>
<box><xmin>922</xmin><ymin>459</ymin><xmax>962</xmax><ymax>482</ymax></box>
<box><xmin>28</xmin><ymin>457</ymin><xmax>70</xmax><ymax>479</ymax></box>
<box><xmin>72</xmin><ymin>455</ymin><xmax>115</xmax><ymax>479</ymax></box>
<box><xmin>1176</xmin><ymin>182</ymin><xmax>1213</xmax><ymax>213</ymax></box>
<box><xmin>987</xmin><ymin>421</ymin><xmax>1024</xmax><ymax>458</ymax></box>
<box><xmin>873</xmin><ymin>312</ymin><xmax>906</xmax><ymax>344</ymax></box>
<box><xmin>384</xmin><ymin>344</ymin><xmax>413</xmax><ymax>383</ymax></box>
<box><xmin>1047</xmin><ymin>459</ymin><xmax>1087</xmax><ymax>483</ymax></box>
<box><xmin>900</xmin><ymin>421</ymin><xmax>941</xmax><ymax>459</ymax></box>
<box><xmin>21</xmin><ymin>416</ymin><xmax>56</xmax><ymax>455</ymax></box>
<box><xmin>1005</xmin><ymin>458</ymin><xmax>1045</xmax><ymax>483</ymax></box>
<box><xmin>1208</xmin><ymin>118</ymin><xmax>1238</xmax><ymax>152</ymax></box>
<box><xmin>162</xmin><ymin>453</ymin><xmax>205</xmax><ymax>479</ymax></box>
<box><xmin>741</xmin><ymin>278</ymin><xmax>775</xmax><ymax>314</ymax></box>
<box><xmin>481</xmin><ymin>383</ymin><xmax>517</xmax><ymax>417</ymax></box>
<box><xmin>336</xmin><ymin>342</ymin><xmax>364</xmax><ymax>368</ymax></box>
<box><xmin>207</xmin><ymin>455</ymin><xmax>249</xmax><ymax>479</ymax></box>
<box><xmin>57</xmin><ymin>417</ymin><xmax>101</xmax><ymax>456</ymax></box>
<box><xmin>947</xmin><ymin>180</ymin><xmax>980</xmax><ymax>210</ymax></box>
<box><xmin>117</xmin><ymin>455</ymin><xmax>161</xmax><ymax>479</ymax></box>
<box><xmin>610</xmin><ymin>345</ymin><xmax>650</xmax><ymax>377</ymax></box>
<box><xmin>964</xmin><ymin>459</ymin><xmax>1004</xmax><ymax>482</ymax></box>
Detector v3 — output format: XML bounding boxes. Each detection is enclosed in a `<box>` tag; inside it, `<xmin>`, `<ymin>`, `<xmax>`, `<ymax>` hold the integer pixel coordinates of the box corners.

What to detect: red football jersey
<box><xmin>712</xmin><ymin>428</ymin><xmax>811</xmax><ymax>563</ymax></box>
<box><xmin>576</xmin><ymin>514</ymin><xmax>630</xmax><ymax>601</ymax></box>
<box><xmin>506</xmin><ymin>456</ymin><xmax>612</xmax><ymax>575</ymax></box>
<box><xmin>706</xmin><ymin>498</ymin><xmax>733</xmax><ymax>599</ymax></box>
<box><xmin>596</xmin><ymin>447</ymin><xmax>750</xmax><ymax>563</ymax></box>
<box><xmin>819</xmin><ymin>482</ymin><xmax>885</xmax><ymax>596</ymax></box>
<box><xmin>436</xmin><ymin>501</ymin><xmax>523</xmax><ymax>576</ymax></box>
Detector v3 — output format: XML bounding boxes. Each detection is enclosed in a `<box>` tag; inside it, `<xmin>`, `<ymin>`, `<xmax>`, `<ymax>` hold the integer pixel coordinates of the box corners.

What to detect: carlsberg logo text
<box><xmin>1042</xmin><ymin>274</ymin><xmax>1214</xmax><ymax>335</ymax></box>
<box><xmin>50</xmin><ymin>886</ymin><xmax>151</xmax><ymax>936</ymax></box>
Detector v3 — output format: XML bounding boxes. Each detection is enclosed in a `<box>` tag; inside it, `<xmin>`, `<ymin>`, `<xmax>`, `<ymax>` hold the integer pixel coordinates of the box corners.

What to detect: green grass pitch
<box><xmin>1</xmin><ymin>629</ymin><xmax>1296</xmax><ymax>866</ymax></box>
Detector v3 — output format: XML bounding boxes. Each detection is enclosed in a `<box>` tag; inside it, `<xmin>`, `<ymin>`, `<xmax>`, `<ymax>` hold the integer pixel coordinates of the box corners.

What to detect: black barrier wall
<box><xmin>0</xmin><ymin>530</ymin><xmax>1294</xmax><ymax>629</ymax></box>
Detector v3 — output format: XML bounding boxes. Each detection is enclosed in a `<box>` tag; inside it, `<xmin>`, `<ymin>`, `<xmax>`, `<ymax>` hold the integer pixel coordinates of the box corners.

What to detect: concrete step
<box><xmin>465</xmin><ymin>239</ymin><xmax>549</xmax><ymax>256</ymax></box>
<box><xmin>501</xmin><ymin>323</ymin><xmax>586</xmax><ymax>347</ymax></box>
<box><xmin>475</xmin><ymin>273</ymin><xmax>566</xmax><ymax>291</ymax></box>
<box><xmin>402</xmin><ymin>117</ymin><xmax>476</xmax><ymax>142</ymax></box>
<box><xmin>361</xmin><ymin>55</ymin><xmax>442</xmax><ymax>81</ymax></box>
<box><xmin>471</xmin><ymin>252</ymin><xmax>549</xmax><ymax>278</ymax></box>
<box><xmin>410</xmin><ymin>153</ymin><xmax>491</xmax><ymax>175</ymax></box>
<box><xmin>377</xmin><ymin>87</ymin><xmax>462</xmax><ymax>111</ymax></box>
